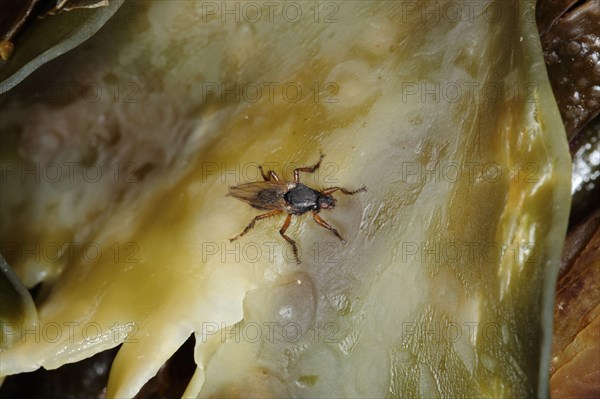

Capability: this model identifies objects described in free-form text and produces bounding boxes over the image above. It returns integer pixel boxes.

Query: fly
[228,154,366,264]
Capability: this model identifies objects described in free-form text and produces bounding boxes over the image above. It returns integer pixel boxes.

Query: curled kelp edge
[0,255,38,349]
[0,0,124,95]
[520,0,572,395]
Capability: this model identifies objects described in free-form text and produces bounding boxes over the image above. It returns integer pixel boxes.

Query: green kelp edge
[0,255,38,349]
[0,0,124,95]
[519,1,572,397]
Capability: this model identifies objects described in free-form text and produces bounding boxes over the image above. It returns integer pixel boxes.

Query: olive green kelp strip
[0,1,570,397]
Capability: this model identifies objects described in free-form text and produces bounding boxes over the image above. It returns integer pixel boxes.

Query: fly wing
[228,181,290,210]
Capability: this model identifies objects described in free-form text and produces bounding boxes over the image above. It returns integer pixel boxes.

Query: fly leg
[321,186,367,195]
[280,214,301,264]
[294,154,324,182]
[312,211,347,246]
[230,210,282,242]
[258,165,280,182]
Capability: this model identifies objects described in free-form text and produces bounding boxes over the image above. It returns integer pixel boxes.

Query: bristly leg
[230,210,282,242]
[258,165,280,182]
[294,154,325,182]
[312,211,348,245]
[321,186,367,195]
[280,213,301,264]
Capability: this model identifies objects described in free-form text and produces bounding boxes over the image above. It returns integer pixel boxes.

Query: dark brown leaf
[560,208,600,279]
[537,0,584,35]
[0,0,39,60]
[551,214,600,397]
[568,117,600,227]
[45,0,109,16]
[538,0,600,139]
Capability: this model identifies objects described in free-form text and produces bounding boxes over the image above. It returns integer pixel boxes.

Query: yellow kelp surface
[0,1,570,397]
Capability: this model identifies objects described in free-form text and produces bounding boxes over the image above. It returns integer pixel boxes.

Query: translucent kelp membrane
[0,1,571,397]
